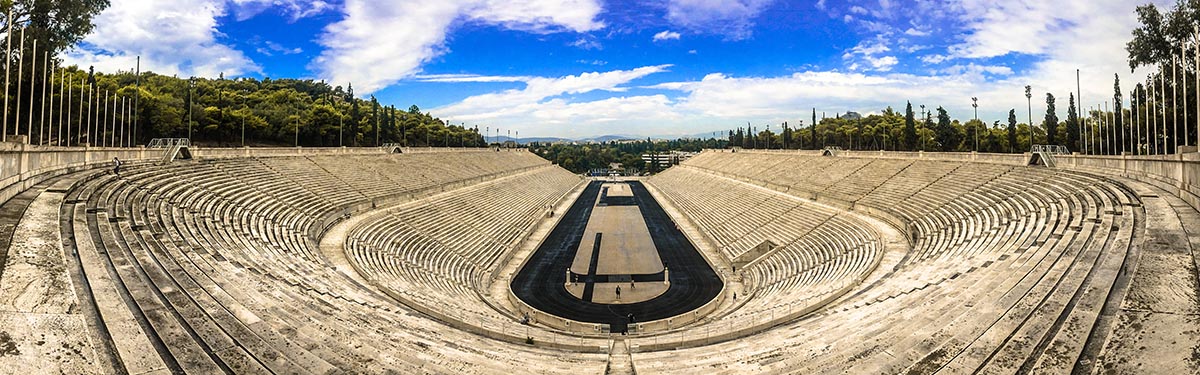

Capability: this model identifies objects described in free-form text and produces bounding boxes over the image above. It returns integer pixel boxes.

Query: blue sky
[65,0,1167,138]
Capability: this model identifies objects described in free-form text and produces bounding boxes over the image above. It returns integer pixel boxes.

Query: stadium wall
[0,142,504,207]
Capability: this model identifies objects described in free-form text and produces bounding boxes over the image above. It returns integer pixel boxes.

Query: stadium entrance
[511,180,721,333]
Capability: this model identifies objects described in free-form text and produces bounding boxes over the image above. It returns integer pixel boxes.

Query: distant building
[642,151,699,168]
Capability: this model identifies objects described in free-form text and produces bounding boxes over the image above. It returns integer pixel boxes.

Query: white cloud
[63,0,259,77]
[665,0,775,40]
[433,65,674,133]
[315,0,604,94]
[653,30,682,42]
[903,27,929,36]
[229,0,333,21]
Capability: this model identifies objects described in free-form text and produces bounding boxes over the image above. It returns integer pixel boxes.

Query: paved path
[0,176,105,374]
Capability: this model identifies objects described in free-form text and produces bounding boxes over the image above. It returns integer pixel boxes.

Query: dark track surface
[511,181,721,333]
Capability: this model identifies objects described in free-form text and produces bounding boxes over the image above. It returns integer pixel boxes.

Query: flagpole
[1171,54,1180,152]
[134,56,139,146]
[1132,90,1138,154]
[4,11,12,142]
[58,68,64,146]
[1161,68,1168,154]
[15,27,24,139]
[25,37,34,142]
[47,64,53,146]
[77,78,83,144]
[1183,48,1189,147]
[39,51,46,145]
[1109,100,1116,154]
[1080,69,1089,153]
[121,97,126,147]
[110,92,116,147]
[65,74,71,146]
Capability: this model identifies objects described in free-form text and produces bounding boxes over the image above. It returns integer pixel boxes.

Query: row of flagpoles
[1,12,140,147]
[1080,25,1200,156]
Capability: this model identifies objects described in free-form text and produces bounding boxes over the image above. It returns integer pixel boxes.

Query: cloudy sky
[64,0,1171,138]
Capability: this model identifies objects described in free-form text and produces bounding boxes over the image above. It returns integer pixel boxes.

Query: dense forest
[8,67,484,147]
[528,138,726,174]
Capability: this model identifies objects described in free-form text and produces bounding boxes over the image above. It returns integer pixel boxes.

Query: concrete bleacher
[55,150,608,373]
[1,146,1196,373]
[630,150,1168,374]
[346,167,582,325]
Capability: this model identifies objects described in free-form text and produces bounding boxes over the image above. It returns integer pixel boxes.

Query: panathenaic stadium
[0,144,1197,374]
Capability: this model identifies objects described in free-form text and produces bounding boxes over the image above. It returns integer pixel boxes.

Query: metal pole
[1091,105,1097,154]
[100,90,106,147]
[1184,48,1189,147]
[972,97,978,151]
[1077,69,1083,154]
[4,13,13,142]
[187,78,193,140]
[57,69,63,146]
[1108,100,1115,155]
[121,97,127,147]
[85,77,91,145]
[65,74,71,146]
[1133,90,1139,155]
[1101,102,1108,155]
[111,92,117,146]
[1026,85,1034,148]
[39,51,46,145]
[1195,26,1200,151]
[77,78,83,144]
[1171,53,1180,152]
[15,28,24,138]
[25,38,34,142]
[241,90,246,147]
[134,56,139,146]
[1162,69,1168,154]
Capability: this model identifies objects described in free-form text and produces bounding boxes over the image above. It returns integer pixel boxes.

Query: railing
[148,138,190,149]
[1030,144,1069,155]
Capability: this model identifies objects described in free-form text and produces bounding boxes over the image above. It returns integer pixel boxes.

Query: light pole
[919,104,926,151]
[972,97,979,151]
[1025,85,1033,149]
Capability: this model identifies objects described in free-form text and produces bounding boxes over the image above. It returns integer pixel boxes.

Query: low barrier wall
[0,142,505,205]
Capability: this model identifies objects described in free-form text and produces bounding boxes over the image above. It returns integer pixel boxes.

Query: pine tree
[1113,74,1124,153]
[1045,93,1059,145]
[934,107,958,151]
[811,108,817,149]
[904,102,917,151]
[1067,93,1080,151]
[1008,109,1018,152]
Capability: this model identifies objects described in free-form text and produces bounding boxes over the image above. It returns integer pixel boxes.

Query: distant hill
[491,132,725,144]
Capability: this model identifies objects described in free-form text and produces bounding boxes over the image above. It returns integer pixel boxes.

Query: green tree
[933,106,959,151]
[904,101,917,151]
[1126,2,1197,71]
[1112,74,1123,153]
[1007,109,1018,153]
[1067,93,1080,151]
[1044,93,1059,145]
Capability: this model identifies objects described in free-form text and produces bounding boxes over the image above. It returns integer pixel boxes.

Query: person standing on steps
[113,157,122,176]
[615,286,621,300]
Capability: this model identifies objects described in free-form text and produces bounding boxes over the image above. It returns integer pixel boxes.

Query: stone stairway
[606,339,634,375]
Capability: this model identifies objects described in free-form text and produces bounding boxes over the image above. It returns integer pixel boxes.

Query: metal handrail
[148,138,191,149]
[1030,144,1069,155]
